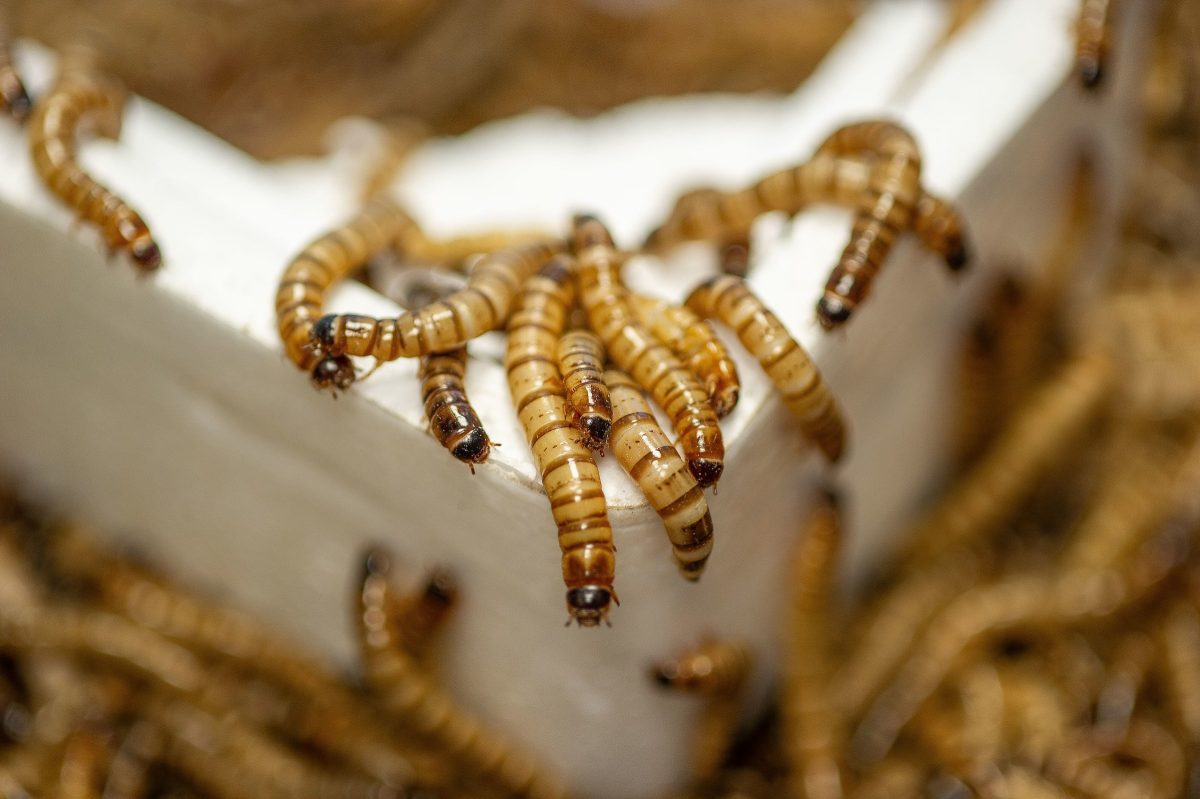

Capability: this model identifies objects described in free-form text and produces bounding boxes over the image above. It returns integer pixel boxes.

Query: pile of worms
[0,1,1195,797]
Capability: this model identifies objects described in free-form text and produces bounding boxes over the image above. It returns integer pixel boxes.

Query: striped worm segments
[628,294,740,418]
[605,369,714,580]
[275,198,419,389]
[782,490,845,799]
[648,155,967,269]
[312,239,562,362]
[557,330,613,450]
[652,640,750,783]
[0,15,30,123]
[812,121,924,329]
[572,215,726,487]
[28,68,163,273]
[506,256,617,626]
[1077,0,1115,89]
[686,275,845,463]
[901,352,1115,564]
[419,347,492,471]
[358,548,569,799]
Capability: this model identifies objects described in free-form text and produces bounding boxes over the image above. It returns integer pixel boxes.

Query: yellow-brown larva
[572,215,726,487]
[781,489,845,799]
[812,121,924,329]
[506,255,617,626]
[275,198,420,391]
[901,352,1115,564]
[646,155,969,274]
[1077,0,1115,89]
[312,239,562,363]
[685,275,845,463]
[557,330,613,449]
[28,68,163,273]
[358,548,568,799]
[391,566,458,659]
[419,347,492,471]
[0,16,31,124]
[605,369,714,580]
[1159,602,1200,747]
[628,294,741,418]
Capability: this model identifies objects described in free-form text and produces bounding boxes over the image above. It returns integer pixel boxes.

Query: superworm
[811,121,924,329]
[628,294,741,417]
[419,347,492,471]
[28,68,162,272]
[357,548,568,799]
[651,640,750,783]
[311,239,562,363]
[0,13,30,124]
[1077,0,1115,89]
[391,566,458,660]
[685,275,845,463]
[646,155,968,273]
[275,198,419,389]
[506,256,617,626]
[605,369,714,580]
[572,215,726,487]
[901,352,1115,563]
[556,330,613,450]
[781,489,845,799]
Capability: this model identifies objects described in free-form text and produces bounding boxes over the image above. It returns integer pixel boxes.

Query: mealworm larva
[646,156,969,272]
[573,215,726,487]
[419,347,491,471]
[312,239,562,363]
[901,352,1115,564]
[628,294,741,418]
[812,121,923,329]
[685,275,845,463]
[720,236,752,278]
[0,16,30,124]
[358,548,568,799]
[28,68,162,273]
[1077,0,1115,89]
[782,489,845,799]
[1159,602,1200,747]
[556,330,613,449]
[506,256,617,626]
[57,729,109,799]
[391,566,458,659]
[605,369,714,580]
[651,640,750,784]
[1048,720,1184,799]
[274,198,419,388]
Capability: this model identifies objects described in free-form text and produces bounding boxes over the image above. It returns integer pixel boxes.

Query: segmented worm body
[419,347,491,470]
[782,490,845,799]
[312,240,561,362]
[0,18,30,123]
[605,369,714,580]
[813,121,923,328]
[29,69,162,272]
[275,198,419,390]
[506,257,617,626]
[556,330,613,450]
[686,275,845,462]
[572,215,725,487]
[652,640,750,783]
[357,549,568,799]
[646,155,968,273]
[1077,0,1115,89]
[629,294,740,417]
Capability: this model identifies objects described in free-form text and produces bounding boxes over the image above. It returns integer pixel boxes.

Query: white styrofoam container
[0,1,1153,796]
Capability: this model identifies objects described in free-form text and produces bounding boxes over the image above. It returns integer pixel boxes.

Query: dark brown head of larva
[570,213,616,252]
[566,585,614,628]
[0,75,33,125]
[450,428,491,466]
[816,295,853,331]
[310,355,356,393]
[580,414,612,451]
[110,209,162,272]
[423,567,459,608]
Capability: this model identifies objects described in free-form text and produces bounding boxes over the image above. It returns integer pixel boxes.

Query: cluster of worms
[274,118,969,626]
